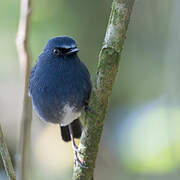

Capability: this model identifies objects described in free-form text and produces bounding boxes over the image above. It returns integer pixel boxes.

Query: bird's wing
[79,61,92,101]
[28,63,37,97]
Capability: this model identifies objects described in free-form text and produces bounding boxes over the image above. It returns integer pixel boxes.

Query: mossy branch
[0,124,16,180]
[72,0,135,179]
[16,0,32,179]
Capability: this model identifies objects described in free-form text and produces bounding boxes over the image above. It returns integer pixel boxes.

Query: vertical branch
[0,124,16,180]
[73,0,135,179]
[16,0,32,180]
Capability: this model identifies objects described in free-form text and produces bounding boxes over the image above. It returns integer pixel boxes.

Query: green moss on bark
[73,0,135,179]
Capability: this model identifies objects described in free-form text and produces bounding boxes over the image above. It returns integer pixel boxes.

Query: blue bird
[29,36,92,167]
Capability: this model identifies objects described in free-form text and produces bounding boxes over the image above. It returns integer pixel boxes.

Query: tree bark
[72,0,135,179]
[0,124,16,180]
[16,0,32,180]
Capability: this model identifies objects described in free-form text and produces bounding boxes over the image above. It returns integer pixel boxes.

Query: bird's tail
[60,119,82,142]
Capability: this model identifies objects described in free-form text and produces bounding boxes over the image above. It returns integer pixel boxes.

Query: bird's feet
[72,140,79,153]
[69,124,87,168]
[74,151,87,169]
[72,139,87,168]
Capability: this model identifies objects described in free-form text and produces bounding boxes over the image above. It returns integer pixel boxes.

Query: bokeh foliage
[0,0,180,180]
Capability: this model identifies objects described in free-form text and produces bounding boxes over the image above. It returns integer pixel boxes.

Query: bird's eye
[53,48,61,56]
[60,48,70,54]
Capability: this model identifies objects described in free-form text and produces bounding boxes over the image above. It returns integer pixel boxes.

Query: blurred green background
[0,0,180,179]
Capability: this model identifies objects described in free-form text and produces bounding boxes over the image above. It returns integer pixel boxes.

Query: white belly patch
[60,104,81,126]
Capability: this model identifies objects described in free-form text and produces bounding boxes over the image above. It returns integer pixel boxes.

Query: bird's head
[43,36,79,58]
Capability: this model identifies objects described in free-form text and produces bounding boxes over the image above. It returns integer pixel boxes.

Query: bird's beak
[67,47,79,55]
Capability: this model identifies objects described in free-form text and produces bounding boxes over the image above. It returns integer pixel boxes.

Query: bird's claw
[74,151,88,169]
[72,142,80,153]
[69,124,87,168]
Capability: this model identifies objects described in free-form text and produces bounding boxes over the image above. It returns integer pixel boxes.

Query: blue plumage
[29,36,91,142]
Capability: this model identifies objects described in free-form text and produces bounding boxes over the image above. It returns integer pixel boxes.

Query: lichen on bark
[72,0,135,180]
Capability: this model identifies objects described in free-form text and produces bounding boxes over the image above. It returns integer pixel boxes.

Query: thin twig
[0,124,16,180]
[16,0,32,179]
[73,0,135,179]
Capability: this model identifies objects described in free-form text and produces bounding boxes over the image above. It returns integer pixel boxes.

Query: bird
[28,36,92,167]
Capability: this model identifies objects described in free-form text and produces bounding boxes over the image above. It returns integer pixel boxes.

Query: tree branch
[16,0,32,179]
[0,124,16,180]
[73,0,135,179]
